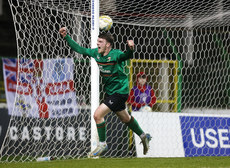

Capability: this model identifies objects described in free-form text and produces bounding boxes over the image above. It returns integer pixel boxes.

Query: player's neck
[102,48,112,56]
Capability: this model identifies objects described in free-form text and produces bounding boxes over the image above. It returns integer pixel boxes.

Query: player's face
[138,77,147,86]
[97,38,108,54]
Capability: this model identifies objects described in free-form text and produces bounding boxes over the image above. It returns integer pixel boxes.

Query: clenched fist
[127,40,134,50]
[59,27,67,38]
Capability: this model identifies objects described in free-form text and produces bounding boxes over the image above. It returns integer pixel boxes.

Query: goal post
[90,0,100,153]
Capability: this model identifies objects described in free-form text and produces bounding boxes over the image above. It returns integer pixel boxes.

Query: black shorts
[103,93,129,112]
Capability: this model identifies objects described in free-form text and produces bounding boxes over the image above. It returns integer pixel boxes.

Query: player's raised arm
[59,27,95,57]
[117,40,135,62]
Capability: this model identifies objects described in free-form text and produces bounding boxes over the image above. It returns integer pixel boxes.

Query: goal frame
[90,0,100,152]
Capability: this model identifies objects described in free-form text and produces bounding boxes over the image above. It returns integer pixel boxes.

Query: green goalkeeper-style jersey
[64,35,133,95]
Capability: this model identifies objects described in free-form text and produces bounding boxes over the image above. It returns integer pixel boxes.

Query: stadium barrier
[133,112,230,157]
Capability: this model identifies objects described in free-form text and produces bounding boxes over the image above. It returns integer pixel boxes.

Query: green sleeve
[64,34,96,57]
[117,48,134,62]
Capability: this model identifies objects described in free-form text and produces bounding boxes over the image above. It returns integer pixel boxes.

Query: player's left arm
[117,40,134,62]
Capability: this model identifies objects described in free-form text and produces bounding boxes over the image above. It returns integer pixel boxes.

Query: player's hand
[127,40,134,50]
[59,27,67,38]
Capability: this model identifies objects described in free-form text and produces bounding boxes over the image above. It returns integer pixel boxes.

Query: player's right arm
[59,27,95,56]
[116,40,134,62]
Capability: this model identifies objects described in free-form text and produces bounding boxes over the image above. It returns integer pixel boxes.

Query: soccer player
[59,27,152,157]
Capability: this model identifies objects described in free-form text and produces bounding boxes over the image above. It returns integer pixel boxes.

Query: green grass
[1,157,230,168]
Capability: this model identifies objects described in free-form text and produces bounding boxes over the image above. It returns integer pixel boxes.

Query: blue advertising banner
[180,116,230,157]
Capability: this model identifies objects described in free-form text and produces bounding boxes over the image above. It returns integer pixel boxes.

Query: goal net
[1,0,230,162]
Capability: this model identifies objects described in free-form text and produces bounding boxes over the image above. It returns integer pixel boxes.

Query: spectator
[127,71,156,111]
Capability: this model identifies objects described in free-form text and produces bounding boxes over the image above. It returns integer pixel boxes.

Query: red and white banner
[3,58,78,118]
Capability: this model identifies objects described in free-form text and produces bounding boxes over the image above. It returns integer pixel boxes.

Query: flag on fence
[2,58,78,118]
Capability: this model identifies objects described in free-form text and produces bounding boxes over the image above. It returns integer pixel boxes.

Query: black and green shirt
[64,35,133,95]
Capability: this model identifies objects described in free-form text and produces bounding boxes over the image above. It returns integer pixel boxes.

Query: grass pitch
[1,157,230,168]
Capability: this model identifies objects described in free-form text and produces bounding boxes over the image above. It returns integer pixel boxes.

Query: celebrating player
[59,27,152,157]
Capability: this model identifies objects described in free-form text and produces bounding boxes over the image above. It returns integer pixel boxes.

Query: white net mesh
[1,0,92,162]
[1,0,230,162]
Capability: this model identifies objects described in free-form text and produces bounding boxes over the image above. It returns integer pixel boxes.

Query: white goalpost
[90,0,100,154]
[1,0,230,162]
